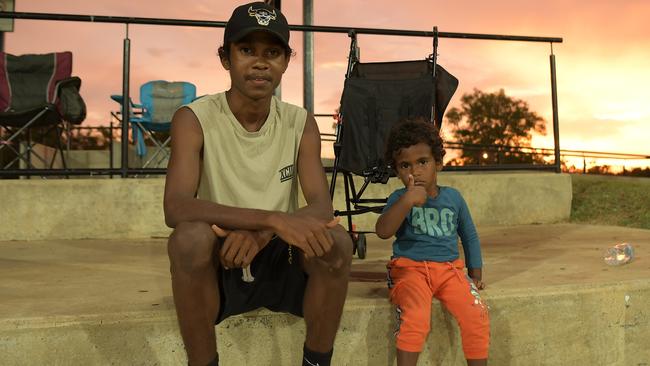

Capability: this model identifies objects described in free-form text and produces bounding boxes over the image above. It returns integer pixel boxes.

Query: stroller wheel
[355,233,367,259]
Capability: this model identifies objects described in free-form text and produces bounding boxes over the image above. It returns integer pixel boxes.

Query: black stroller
[329,29,459,258]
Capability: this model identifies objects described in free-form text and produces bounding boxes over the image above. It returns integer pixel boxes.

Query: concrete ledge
[0,172,571,241]
[0,179,168,241]
[1,282,647,365]
[334,172,572,231]
[1,224,648,365]
[19,143,168,170]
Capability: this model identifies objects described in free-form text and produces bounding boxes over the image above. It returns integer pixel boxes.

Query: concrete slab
[1,224,649,365]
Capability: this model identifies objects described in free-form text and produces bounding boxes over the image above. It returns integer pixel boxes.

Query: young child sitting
[376,118,490,366]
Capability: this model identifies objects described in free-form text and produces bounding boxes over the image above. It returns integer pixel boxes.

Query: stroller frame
[329,29,442,259]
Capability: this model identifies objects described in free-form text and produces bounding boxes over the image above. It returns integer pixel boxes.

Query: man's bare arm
[295,113,334,221]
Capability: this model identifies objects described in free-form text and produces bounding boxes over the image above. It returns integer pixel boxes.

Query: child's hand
[406,174,427,207]
[468,268,485,290]
[472,279,485,290]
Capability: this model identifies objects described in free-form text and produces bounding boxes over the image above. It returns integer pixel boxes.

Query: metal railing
[0,10,563,177]
[3,123,647,176]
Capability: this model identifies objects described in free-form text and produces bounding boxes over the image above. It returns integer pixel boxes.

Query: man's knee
[333,224,353,260]
[168,221,217,273]
[310,225,353,275]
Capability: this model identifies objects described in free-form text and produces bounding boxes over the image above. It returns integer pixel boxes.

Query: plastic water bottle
[603,243,634,266]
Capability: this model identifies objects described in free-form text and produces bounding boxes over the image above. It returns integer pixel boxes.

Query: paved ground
[1,223,649,321]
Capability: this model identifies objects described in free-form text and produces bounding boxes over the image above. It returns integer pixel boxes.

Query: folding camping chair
[0,51,86,171]
[111,80,196,168]
[330,30,459,258]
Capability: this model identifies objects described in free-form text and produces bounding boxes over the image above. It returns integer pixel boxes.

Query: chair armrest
[56,76,81,91]
[110,94,139,108]
[110,94,146,123]
[56,76,86,124]
[110,94,125,105]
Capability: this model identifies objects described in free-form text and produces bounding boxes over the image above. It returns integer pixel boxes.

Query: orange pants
[387,257,490,359]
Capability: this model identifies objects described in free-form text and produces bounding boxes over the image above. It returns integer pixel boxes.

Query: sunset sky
[5,0,650,168]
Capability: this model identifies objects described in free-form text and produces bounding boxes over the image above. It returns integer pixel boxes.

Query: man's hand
[269,214,339,258]
[405,174,427,207]
[468,268,485,290]
[211,225,271,269]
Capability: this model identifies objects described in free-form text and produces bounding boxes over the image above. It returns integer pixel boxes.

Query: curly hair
[384,117,446,168]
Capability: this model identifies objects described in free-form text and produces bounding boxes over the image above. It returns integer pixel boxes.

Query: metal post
[303,0,314,113]
[64,123,70,149]
[273,0,282,100]
[550,44,561,173]
[329,31,358,199]
[121,24,130,178]
[109,122,114,176]
[432,26,438,124]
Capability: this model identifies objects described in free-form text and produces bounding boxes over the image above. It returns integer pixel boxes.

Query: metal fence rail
[0,11,563,177]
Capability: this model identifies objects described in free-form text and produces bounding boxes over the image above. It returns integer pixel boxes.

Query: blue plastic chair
[111,80,196,167]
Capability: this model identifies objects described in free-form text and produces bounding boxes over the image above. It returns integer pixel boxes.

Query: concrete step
[1,224,649,365]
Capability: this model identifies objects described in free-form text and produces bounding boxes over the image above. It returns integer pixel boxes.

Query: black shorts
[216,237,308,323]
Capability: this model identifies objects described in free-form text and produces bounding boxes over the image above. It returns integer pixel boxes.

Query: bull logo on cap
[248,6,277,26]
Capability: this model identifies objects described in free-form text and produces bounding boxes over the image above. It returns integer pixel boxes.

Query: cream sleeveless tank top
[187,92,307,213]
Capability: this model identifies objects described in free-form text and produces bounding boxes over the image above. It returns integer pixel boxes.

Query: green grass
[571,174,650,229]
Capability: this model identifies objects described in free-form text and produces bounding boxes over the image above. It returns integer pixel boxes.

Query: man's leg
[301,225,353,353]
[168,221,221,366]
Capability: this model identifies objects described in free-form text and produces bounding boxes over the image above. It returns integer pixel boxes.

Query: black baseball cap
[224,2,290,48]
